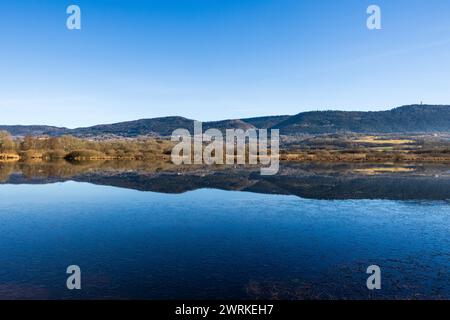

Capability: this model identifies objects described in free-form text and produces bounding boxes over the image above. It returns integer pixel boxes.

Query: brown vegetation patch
[352,136,415,145]
[0,153,20,161]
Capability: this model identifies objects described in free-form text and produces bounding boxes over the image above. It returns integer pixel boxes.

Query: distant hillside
[274,105,450,135]
[0,115,290,137]
[0,125,66,136]
[69,116,195,138]
[1,105,450,137]
[242,115,291,129]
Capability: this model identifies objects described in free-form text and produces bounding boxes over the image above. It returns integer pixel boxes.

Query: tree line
[0,131,173,161]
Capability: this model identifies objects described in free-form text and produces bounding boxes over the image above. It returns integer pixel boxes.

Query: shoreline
[3,155,450,164]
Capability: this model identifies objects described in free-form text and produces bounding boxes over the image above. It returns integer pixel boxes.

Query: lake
[0,162,449,299]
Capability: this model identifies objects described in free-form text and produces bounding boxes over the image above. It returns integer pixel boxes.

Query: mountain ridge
[1,104,450,137]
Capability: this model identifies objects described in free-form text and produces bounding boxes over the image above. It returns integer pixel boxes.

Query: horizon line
[1,103,449,129]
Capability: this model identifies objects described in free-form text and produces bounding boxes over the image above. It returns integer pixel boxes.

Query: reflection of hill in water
[2,161,450,201]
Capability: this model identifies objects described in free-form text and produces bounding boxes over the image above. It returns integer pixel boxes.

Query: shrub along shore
[3,131,450,164]
[0,131,173,161]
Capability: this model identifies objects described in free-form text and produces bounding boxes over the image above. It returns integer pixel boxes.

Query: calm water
[0,181,449,299]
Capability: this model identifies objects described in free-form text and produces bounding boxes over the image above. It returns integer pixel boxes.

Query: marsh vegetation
[0,131,173,161]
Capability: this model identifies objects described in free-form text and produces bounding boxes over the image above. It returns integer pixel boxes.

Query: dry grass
[353,136,415,145]
[353,167,415,175]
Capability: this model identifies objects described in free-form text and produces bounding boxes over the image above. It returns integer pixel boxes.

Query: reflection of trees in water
[2,162,450,200]
[0,163,15,182]
[19,160,107,179]
[0,159,180,181]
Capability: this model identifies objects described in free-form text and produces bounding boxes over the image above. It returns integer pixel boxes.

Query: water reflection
[0,184,448,299]
[2,160,450,200]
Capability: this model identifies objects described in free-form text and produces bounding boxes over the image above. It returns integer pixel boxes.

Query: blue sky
[1,0,450,127]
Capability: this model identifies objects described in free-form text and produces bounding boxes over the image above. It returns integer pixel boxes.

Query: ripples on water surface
[0,181,449,299]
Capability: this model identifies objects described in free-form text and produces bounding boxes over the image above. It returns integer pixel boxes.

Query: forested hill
[273,105,450,135]
[1,105,450,137]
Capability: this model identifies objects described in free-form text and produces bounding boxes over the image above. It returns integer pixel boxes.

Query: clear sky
[1,0,450,127]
